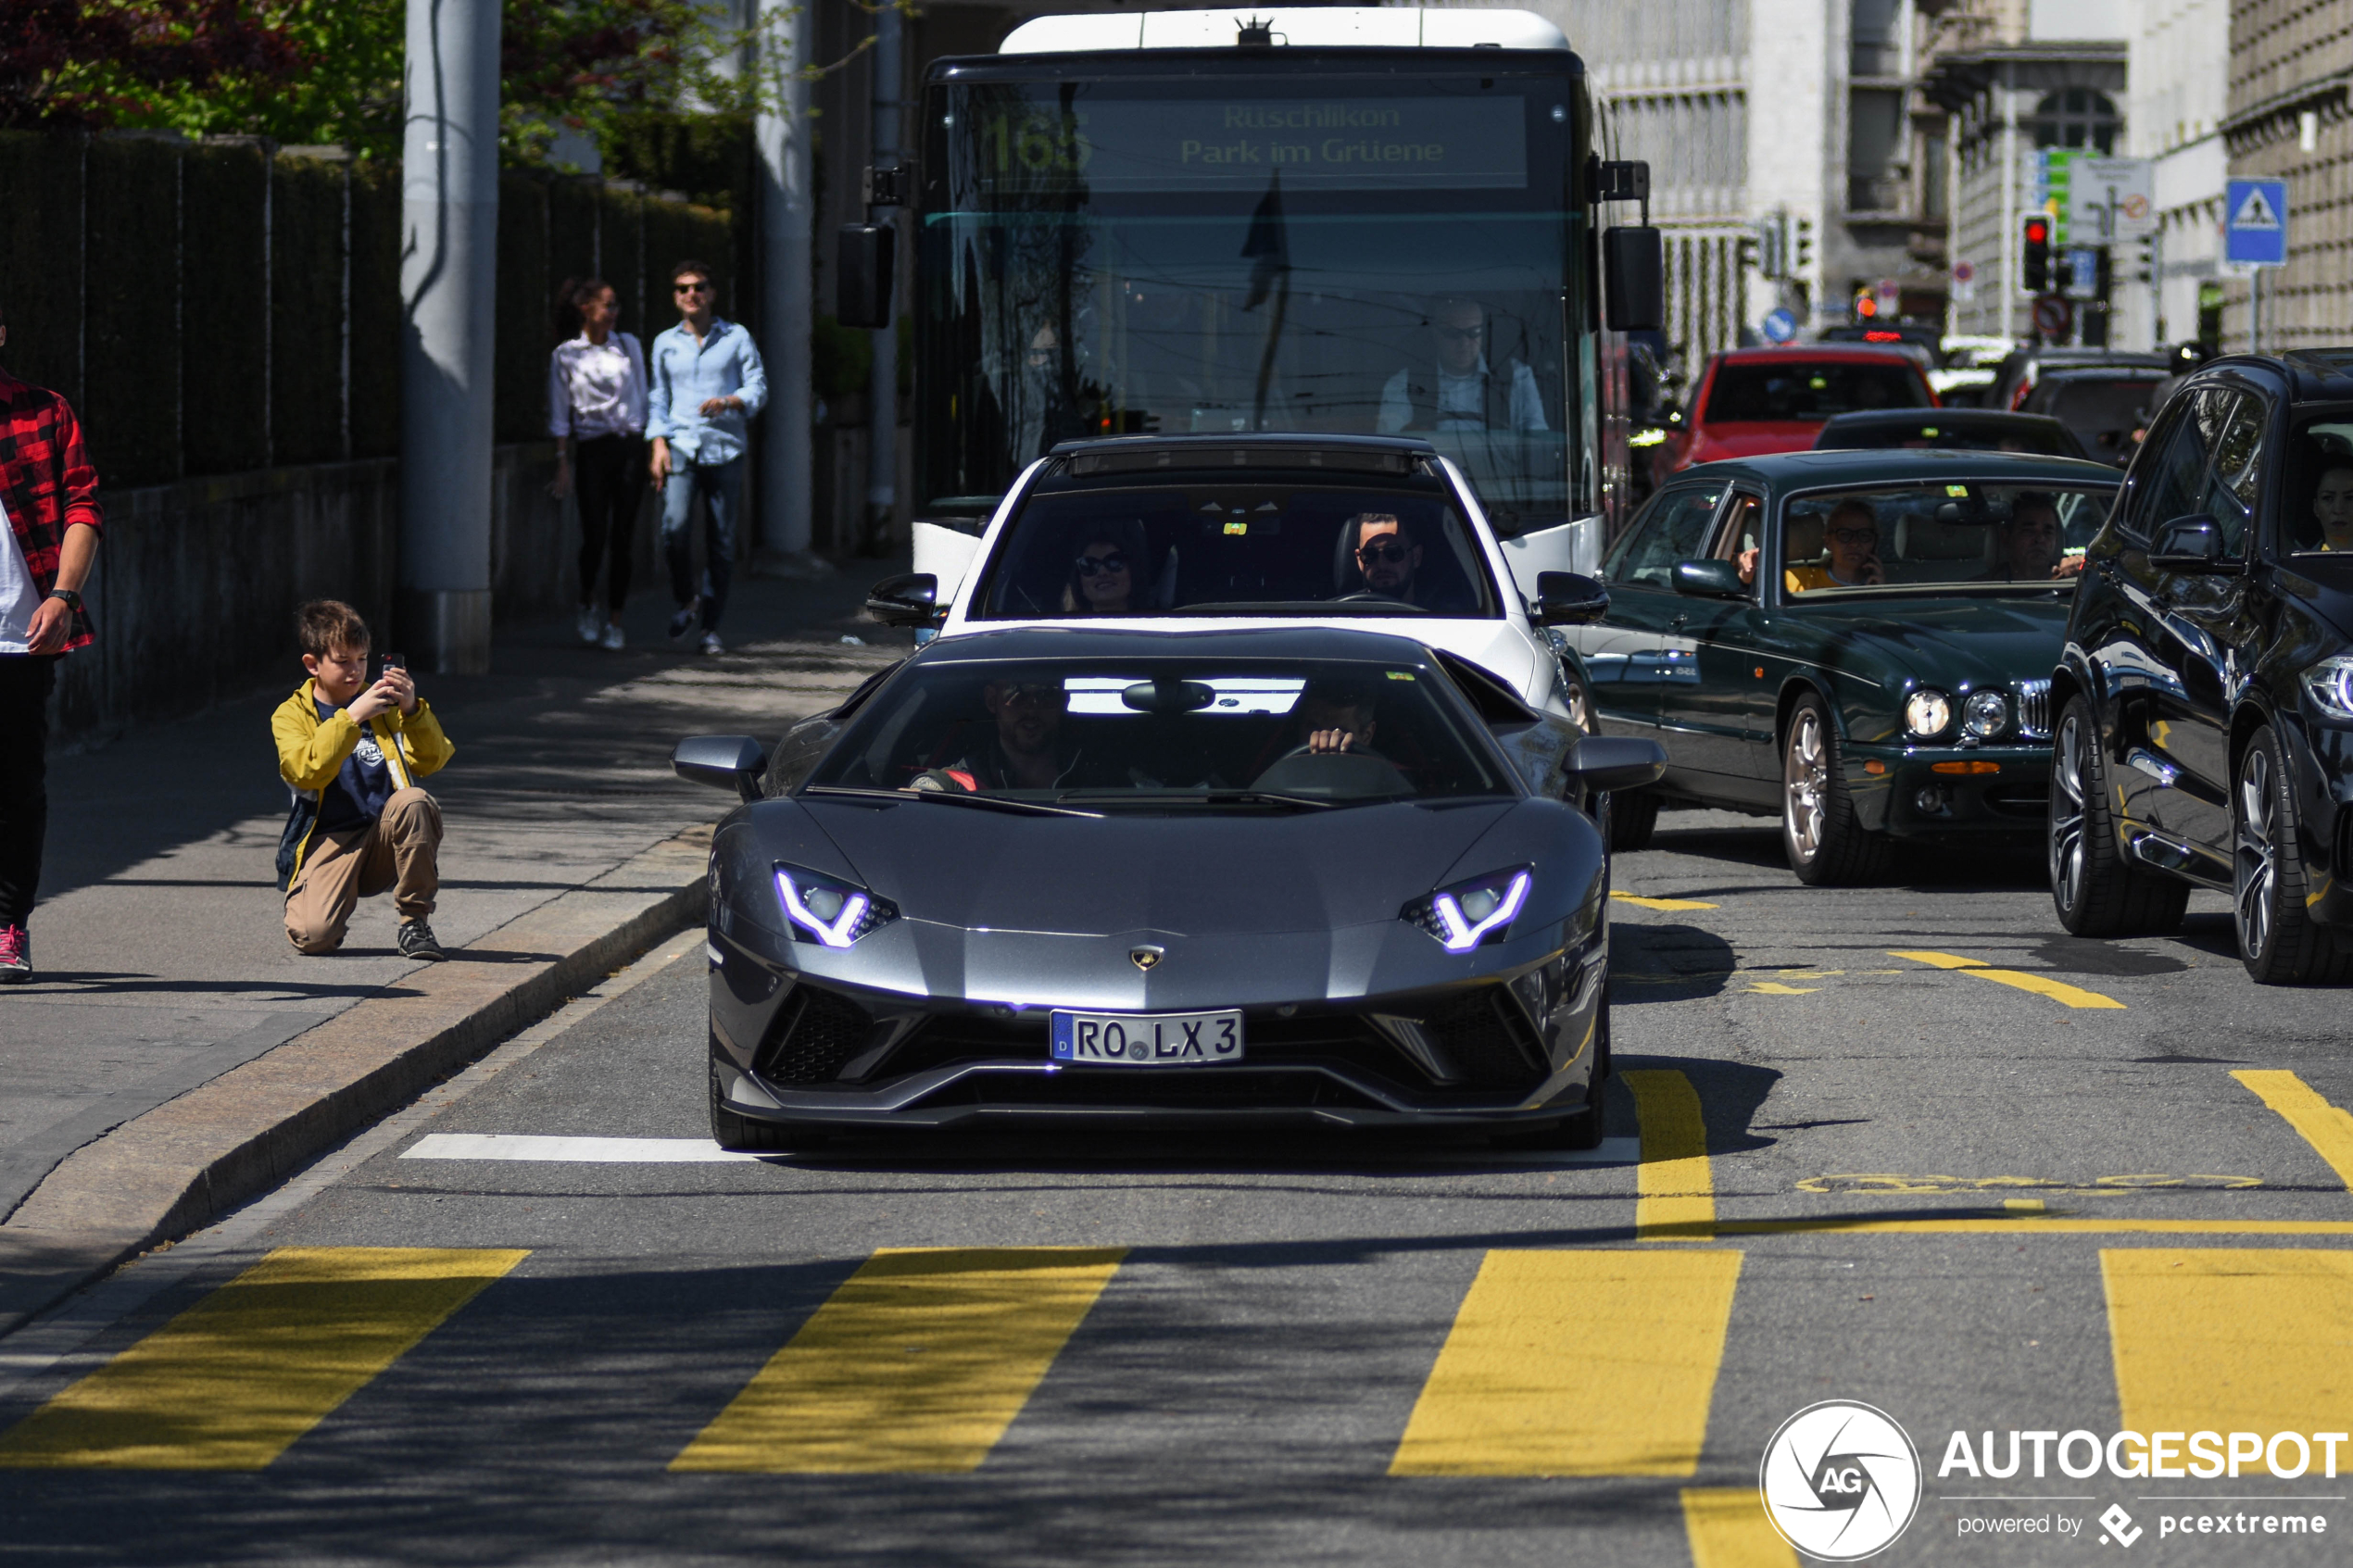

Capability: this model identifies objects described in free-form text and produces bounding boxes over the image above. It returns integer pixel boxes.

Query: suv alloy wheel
[2048,696,2187,935]
[2233,724,2353,984]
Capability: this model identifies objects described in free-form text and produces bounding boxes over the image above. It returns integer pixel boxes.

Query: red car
[1667,345,1938,472]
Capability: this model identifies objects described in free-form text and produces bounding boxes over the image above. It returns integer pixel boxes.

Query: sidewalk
[0,562,911,1247]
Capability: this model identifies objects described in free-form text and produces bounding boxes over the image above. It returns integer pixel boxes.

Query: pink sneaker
[0,924,29,984]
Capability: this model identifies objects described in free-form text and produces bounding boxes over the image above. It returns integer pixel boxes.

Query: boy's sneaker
[397,919,447,962]
[575,607,601,644]
[599,622,625,651]
[667,598,701,643]
[0,924,29,984]
[698,632,725,657]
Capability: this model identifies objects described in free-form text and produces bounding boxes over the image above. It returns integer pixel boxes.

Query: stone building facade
[2222,0,2353,350]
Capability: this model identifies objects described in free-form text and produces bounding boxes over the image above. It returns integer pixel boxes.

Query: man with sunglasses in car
[648,259,767,657]
[910,679,1090,794]
[1376,296,1548,435]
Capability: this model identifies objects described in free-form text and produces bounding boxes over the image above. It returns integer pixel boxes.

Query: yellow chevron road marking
[0,1247,526,1470]
[1390,1249,1742,1476]
[2232,1070,2353,1188]
[2104,1249,2353,1439]
[1683,1486,1801,1568]
[1628,1068,1715,1241]
[671,1247,1126,1473]
[1889,950,2124,1009]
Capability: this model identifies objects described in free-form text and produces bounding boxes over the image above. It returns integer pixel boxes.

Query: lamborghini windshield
[805,657,1511,807]
[972,454,1502,619]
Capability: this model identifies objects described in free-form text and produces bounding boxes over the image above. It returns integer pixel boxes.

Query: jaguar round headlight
[1904,688,1953,739]
[1962,689,2008,739]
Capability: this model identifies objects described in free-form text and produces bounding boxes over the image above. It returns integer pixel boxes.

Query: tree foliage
[0,0,302,128]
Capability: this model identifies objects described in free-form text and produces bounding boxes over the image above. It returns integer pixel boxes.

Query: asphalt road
[3,808,2350,1567]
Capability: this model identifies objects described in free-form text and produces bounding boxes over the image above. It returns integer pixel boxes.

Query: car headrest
[1894,513,1994,562]
[1783,515,1828,563]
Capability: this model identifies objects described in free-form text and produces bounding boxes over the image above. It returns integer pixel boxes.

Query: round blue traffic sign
[1763,308,1798,344]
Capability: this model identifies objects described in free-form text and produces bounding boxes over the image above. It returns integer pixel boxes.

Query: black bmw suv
[2049,352,2353,983]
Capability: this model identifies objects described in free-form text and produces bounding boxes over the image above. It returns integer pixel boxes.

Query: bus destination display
[972,96,1529,194]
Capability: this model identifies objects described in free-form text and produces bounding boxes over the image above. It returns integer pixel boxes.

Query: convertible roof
[1691,446,2123,489]
[905,624,1441,666]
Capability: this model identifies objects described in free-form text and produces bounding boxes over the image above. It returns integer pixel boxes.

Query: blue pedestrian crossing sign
[2225,179,2289,267]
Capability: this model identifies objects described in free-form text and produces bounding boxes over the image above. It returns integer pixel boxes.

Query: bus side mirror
[837,223,896,329]
[1604,226,1665,332]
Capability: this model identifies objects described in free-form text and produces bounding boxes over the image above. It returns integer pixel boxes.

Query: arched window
[2030,88,2120,153]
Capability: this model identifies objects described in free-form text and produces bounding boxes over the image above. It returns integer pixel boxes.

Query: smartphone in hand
[381,653,407,676]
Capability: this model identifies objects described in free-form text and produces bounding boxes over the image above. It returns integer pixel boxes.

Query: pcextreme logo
[1760,1400,1925,1562]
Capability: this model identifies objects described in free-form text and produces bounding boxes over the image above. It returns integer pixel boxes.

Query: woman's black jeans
[574,434,646,613]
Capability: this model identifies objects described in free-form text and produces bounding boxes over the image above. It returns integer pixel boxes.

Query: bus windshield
[917,70,1589,534]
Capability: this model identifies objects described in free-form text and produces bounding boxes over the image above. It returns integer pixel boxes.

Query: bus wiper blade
[802,784,1102,818]
[1057,789,1339,811]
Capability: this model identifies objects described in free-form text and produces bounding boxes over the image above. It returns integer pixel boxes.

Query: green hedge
[547,176,600,301]
[86,137,183,487]
[271,154,346,466]
[495,172,549,444]
[0,132,85,404]
[598,187,647,341]
[347,157,403,459]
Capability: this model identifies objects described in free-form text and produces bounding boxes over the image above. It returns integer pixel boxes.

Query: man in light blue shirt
[648,259,767,655]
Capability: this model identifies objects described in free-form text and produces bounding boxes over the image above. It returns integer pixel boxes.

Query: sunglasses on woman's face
[1827,526,1880,546]
[1357,539,1411,564]
[1074,552,1130,576]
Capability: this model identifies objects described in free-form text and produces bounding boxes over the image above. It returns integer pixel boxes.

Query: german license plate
[1050,1010,1244,1066]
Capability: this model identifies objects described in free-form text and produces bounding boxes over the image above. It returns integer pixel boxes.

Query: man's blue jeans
[660,457,742,633]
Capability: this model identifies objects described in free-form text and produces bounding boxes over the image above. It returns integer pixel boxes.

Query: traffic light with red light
[2022,216,2052,293]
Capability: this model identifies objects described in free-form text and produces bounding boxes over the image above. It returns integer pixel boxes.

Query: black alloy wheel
[2048,696,2188,936]
[2233,725,2353,985]
[1780,692,1888,885]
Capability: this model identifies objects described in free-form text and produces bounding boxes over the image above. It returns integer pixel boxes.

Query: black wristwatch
[47,588,81,613]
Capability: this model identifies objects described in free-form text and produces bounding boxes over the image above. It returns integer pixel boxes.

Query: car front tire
[1610,789,1660,851]
[1781,693,1887,885]
[2233,724,2353,985]
[710,1058,804,1152]
[2048,696,2188,936]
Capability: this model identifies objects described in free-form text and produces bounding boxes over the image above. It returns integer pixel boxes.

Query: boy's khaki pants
[285,787,442,954]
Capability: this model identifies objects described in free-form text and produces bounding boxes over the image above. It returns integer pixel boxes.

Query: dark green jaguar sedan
[1565,449,2121,882]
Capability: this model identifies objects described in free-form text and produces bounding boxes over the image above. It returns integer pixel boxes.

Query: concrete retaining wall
[49,440,656,742]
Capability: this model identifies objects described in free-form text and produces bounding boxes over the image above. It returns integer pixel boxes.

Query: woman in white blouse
[547,279,648,650]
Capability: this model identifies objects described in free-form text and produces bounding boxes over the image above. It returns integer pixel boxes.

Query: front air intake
[754,985,875,1085]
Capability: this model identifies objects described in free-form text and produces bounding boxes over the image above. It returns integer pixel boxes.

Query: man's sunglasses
[1356,539,1412,564]
[1074,552,1129,576]
[999,684,1068,708]
[673,281,711,295]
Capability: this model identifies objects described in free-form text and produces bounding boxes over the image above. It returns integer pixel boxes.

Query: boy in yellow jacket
[271,600,455,960]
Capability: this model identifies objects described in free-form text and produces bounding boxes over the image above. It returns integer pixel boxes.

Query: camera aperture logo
[1761,1400,1924,1561]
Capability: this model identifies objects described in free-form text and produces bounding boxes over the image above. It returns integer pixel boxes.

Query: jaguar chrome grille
[2015,679,2052,741]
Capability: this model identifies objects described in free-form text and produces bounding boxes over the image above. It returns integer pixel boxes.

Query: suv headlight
[1905,688,1954,739]
[1403,868,1532,953]
[2304,656,2353,721]
[1962,690,2008,739]
[774,864,898,947]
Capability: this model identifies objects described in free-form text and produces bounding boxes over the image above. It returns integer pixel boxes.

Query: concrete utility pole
[398,0,501,674]
[755,0,815,565]
[866,3,903,557]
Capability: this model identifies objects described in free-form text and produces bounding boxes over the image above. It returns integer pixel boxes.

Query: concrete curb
[0,824,712,1336]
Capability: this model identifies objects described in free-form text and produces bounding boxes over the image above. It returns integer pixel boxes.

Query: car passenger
[910,679,1086,792]
[1737,499,1885,591]
[1987,492,2084,581]
[1063,521,1150,614]
[2312,463,2353,551]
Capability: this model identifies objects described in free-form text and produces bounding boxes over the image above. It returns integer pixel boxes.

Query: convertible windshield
[805,658,1510,806]
[973,466,1500,619]
[1776,481,2115,595]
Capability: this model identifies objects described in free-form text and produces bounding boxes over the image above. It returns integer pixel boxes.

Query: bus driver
[1377,297,1547,435]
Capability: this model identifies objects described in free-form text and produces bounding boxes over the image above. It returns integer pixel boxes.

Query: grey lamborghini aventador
[671,625,1661,1149]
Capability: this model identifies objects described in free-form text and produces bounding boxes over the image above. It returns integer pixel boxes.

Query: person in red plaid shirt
[0,300,105,983]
